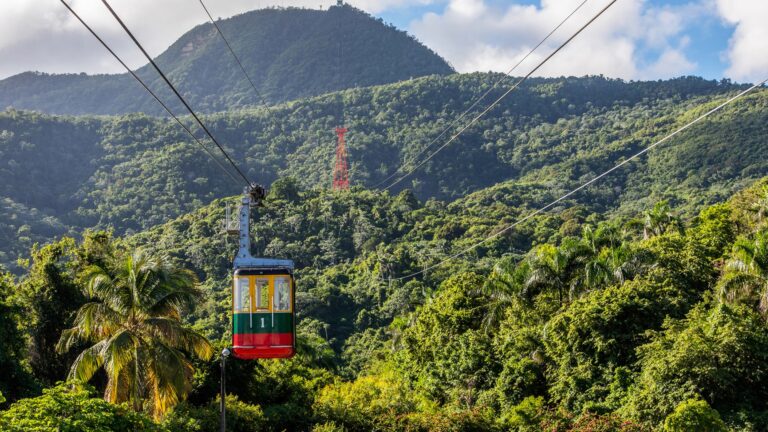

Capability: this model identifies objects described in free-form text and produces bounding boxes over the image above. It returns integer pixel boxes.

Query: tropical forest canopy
[4,171,768,430]
[0,11,767,428]
[0,74,766,274]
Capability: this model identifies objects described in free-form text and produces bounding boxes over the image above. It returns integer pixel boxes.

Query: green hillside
[0,4,453,115]
[3,5,768,428]
[4,173,768,430]
[0,75,765,272]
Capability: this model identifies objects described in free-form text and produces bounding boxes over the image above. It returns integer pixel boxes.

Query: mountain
[0,75,766,272]
[0,4,453,116]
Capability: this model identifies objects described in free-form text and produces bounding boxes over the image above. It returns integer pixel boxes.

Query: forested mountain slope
[126,176,768,430]
[1,75,766,272]
[5,175,768,430]
[0,4,452,115]
[122,178,609,346]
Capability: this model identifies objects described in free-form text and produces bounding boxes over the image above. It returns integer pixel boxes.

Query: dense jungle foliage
[3,174,768,431]
[0,4,452,116]
[0,76,766,272]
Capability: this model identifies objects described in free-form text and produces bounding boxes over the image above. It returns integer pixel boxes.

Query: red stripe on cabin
[233,332,293,346]
[232,346,295,359]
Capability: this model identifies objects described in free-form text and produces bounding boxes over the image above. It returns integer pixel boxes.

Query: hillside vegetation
[3,174,768,430]
[0,5,452,116]
[0,75,766,273]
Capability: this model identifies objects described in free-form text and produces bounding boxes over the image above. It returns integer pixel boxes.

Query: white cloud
[409,0,702,79]
[642,47,697,78]
[0,0,432,79]
[716,0,768,83]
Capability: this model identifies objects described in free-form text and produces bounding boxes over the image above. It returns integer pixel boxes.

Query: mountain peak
[0,6,453,116]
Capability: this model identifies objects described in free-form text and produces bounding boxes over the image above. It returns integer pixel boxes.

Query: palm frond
[67,339,107,383]
[144,317,213,360]
[145,342,194,419]
[102,329,139,384]
[63,248,211,417]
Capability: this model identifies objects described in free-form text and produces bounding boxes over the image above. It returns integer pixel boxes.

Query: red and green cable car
[231,186,295,359]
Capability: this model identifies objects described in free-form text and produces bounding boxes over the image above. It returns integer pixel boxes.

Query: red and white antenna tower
[332,126,350,190]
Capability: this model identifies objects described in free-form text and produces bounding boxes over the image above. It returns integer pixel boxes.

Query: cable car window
[274,278,290,311]
[256,279,269,309]
[235,278,250,312]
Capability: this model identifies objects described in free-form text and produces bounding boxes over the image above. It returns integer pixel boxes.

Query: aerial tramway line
[61,0,765,363]
[55,2,768,431]
[63,0,298,362]
[61,0,617,363]
[227,186,296,359]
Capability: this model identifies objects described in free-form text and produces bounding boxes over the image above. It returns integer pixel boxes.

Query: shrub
[663,399,727,432]
[163,395,265,432]
[0,382,162,432]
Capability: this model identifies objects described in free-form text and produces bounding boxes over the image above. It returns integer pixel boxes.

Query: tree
[663,399,727,432]
[269,177,302,202]
[0,383,162,432]
[524,239,590,304]
[749,185,768,223]
[719,229,768,315]
[397,273,494,406]
[313,370,421,431]
[624,303,768,427]
[543,276,694,412]
[57,249,213,419]
[15,238,83,385]
[481,256,527,330]
[597,243,652,287]
[163,396,266,432]
[642,201,684,240]
[581,222,625,253]
[0,272,37,402]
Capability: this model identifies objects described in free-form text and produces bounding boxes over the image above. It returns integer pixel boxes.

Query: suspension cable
[386,78,768,281]
[60,0,243,187]
[372,0,589,189]
[196,0,271,108]
[383,0,619,191]
[100,0,253,188]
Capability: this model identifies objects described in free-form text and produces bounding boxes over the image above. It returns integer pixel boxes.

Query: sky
[0,0,765,83]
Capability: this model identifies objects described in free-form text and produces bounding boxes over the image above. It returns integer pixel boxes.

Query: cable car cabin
[230,186,296,360]
[232,266,295,359]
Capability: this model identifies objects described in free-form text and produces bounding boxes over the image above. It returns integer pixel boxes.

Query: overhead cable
[383,0,619,191]
[100,0,253,187]
[372,0,589,189]
[387,78,768,281]
[196,0,271,108]
[60,0,243,187]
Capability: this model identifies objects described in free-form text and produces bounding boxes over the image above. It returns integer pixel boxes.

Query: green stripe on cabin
[233,312,293,334]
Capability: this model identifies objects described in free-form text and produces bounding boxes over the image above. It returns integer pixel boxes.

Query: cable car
[231,186,295,359]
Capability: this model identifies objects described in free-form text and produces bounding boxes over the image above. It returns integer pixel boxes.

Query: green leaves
[719,229,768,313]
[57,249,212,419]
[543,276,694,412]
[625,303,768,428]
[663,399,727,432]
[0,383,162,432]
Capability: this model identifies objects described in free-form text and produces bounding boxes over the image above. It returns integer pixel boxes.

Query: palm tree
[750,185,768,223]
[598,243,654,285]
[642,201,684,239]
[524,239,591,304]
[719,229,768,315]
[582,222,623,252]
[481,257,527,330]
[57,250,213,419]
[580,224,621,289]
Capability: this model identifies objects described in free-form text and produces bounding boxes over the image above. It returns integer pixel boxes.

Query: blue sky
[0,0,764,82]
[375,0,748,81]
